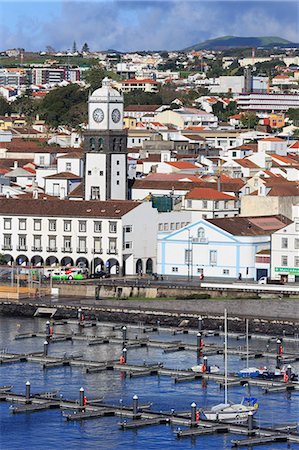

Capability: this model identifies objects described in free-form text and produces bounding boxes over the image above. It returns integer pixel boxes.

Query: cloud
[0,1,298,51]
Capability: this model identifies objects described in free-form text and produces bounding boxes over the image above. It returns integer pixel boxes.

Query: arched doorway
[106,258,119,275]
[31,255,44,266]
[91,258,104,274]
[146,258,153,275]
[16,254,29,266]
[136,258,143,275]
[3,254,13,266]
[76,257,89,269]
[45,256,59,266]
[61,257,74,267]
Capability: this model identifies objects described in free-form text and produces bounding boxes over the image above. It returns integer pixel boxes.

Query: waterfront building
[0,197,157,275]
[157,215,291,280]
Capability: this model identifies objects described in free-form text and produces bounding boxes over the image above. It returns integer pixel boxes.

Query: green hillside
[183,36,294,51]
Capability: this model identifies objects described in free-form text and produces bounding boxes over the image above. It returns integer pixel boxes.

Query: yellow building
[269,113,285,129]
[123,116,137,129]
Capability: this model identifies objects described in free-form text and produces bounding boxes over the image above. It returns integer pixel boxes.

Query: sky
[0,0,298,52]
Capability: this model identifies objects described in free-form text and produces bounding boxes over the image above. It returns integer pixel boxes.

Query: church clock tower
[83,77,128,201]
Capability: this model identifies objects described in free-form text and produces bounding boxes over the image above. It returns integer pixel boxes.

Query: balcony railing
[46,246,57,252]
[62,247,72,253]
[77,248,87,254]
[32,246,42,251]
[2,245,12,251]
[17,245,27,251]
[107,249,118,255]
[92,248,103,254]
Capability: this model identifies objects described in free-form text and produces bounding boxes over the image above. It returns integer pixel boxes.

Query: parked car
[258,277,284,285]
[89,271,110,279]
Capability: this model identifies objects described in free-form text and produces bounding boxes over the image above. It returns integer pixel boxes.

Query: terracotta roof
[138,154,161,163]
[289,141,299,149]
[0,198,141,218]
[270,154,298,165]
[68,182,83,198]
[234,159,260,169]
[185,187,235,200]
[58,151,83,159]
[261,137,285,142]
[166,161,199,169]
[122,78,158,84]
[44,171,82,180]
[132,179,203,191]
[208,215,291,236]
[267,185,299,196]
[182,134,206,141]
[145,173,202,182]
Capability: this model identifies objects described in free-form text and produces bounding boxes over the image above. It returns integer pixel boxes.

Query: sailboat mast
[246,318,249,369]
[224,308,228,404]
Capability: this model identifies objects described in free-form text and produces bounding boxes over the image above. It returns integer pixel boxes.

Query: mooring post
[248,410,254,432]
[203,355,208,372]
[79,387,85,409]
[25,381,31,401]
[46,320,50,338]
[191,402,197,427]
[122,347,127,364]
[43,340,49,357]
[197,332,202,355]
[122,326,127,344]
[276,339,281,368]
[198,316,202,332]
[132,394,138,416]
[78,308,82,321]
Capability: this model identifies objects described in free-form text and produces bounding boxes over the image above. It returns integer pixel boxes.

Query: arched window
[90,137,96,151]
[98,138,104,150]
[113,138,117,151]
[197,227,205,239]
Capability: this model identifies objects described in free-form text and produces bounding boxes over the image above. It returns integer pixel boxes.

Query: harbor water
[0,316,299,450]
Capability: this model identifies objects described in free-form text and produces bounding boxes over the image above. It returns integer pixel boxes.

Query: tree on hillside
[287,108,299,123]
[82,42,90,52]
[0,96,12,115]
[123,90,163,107]
[83,67,120,92]
[12,95,38,120]
[39,84,87,128]
[240,112,258,129]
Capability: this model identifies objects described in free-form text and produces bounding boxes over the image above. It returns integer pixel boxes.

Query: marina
[0,313,299,449]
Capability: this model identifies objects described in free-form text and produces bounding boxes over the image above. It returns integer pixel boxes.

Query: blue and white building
[157,216,290,280]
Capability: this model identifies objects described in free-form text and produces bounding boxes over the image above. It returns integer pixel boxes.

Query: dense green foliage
[240,112,258,128]
[39,84,87,128]
[0,96,12,115]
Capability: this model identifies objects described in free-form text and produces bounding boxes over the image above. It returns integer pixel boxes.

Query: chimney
[13,161,18,169]
[33,189,38,199]
[6,191,10,198]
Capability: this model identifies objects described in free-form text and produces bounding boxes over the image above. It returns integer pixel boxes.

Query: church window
[116,181,120,185]
[197,227,205,239]
[88,170,91,175]
[116,160,120,165]
[90,137,96,151]
[98,138,104,150]
[100,171,103,176]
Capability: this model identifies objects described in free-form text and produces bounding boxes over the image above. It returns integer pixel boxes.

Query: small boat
[202,397,258,422]
[191,364,220,374]
[237,367,267,378]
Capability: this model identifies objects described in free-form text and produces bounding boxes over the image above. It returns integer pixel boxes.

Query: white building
[270,205,299,282]
[257,137,287,156]
[157,215,289,280]
[0,198,158,275]
[182,187,239,218]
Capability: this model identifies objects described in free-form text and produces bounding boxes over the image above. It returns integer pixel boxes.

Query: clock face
[93,108,104,123]
[111,108,121,123]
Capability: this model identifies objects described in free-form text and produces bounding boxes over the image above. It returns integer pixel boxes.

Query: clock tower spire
[83,78,128,201]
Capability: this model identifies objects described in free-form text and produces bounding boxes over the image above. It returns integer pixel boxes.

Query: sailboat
[202,309,259,422]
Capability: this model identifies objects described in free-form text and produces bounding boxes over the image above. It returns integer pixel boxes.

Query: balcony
[46,247,57,252]
[77,248,87,254]
[62,247,73,253]
[17,246,27,251]
[92,248,103,254]
[107,249,118,255]
[32,246,43,252]
[2,245,12,251]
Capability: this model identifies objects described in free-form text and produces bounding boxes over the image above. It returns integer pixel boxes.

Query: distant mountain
[183,36,297,51]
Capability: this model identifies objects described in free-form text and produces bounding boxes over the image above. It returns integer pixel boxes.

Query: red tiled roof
[44,171,81,180]
[166,161,199,169]
[122,78,158,84]
[261,137,285,142]
[0,198,141,218]
[185,187,235,200]
[208,215,291,236]
[234,159,260,169]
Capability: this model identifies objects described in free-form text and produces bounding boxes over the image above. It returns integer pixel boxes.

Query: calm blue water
[0,317,298,450]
